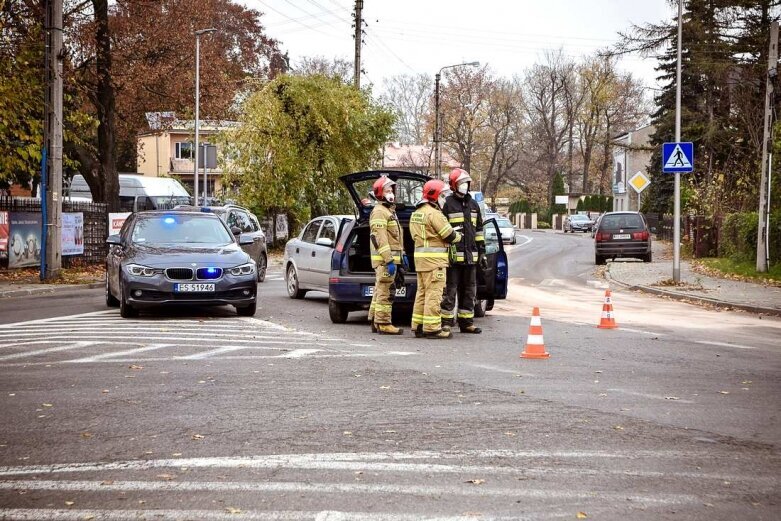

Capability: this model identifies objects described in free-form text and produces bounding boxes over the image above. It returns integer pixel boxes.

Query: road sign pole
[673,0,683,282]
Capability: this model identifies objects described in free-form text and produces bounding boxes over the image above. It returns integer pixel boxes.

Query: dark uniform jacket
[441,193,485,264]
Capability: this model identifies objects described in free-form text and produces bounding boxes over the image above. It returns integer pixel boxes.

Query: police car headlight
[228,262,255,276]
[126,264,156,277]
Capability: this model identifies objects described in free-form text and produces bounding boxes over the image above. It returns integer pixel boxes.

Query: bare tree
[293,56,353,84]
[379,74,433,145]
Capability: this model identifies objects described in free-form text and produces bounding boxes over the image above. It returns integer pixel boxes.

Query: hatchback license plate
[175,283,215,292]
[613,234,631,240]
[363,285,406,297]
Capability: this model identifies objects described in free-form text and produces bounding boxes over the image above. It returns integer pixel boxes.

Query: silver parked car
[284,215,354,298]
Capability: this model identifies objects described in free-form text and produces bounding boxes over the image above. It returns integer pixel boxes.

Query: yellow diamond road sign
[629,171,651,193]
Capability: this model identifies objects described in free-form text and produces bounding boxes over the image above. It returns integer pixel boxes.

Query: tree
[380,74,433,145]
[292,56,351,84]
[218,74,394,230]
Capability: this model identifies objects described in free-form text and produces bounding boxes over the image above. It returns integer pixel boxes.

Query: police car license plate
[613,234,631,240]
[363,286,406,297]
[175,283,215,292]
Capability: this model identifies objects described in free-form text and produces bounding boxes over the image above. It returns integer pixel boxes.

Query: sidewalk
[606,241,781,316]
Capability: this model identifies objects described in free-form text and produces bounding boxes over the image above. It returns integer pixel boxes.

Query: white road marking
[0,479,701,504]
[279,348,322,358]
[0,310,115,327]
[0,342,98,362]
[67,344,173,363]
[695,340,756,350]
[617,327,666,336]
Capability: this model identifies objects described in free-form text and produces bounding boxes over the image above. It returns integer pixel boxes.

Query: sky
[243,0,676,93]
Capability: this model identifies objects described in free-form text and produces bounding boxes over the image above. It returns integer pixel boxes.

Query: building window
[175,142,193,160]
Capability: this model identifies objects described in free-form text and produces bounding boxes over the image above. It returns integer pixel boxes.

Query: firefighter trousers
[369,265,395,324]
[441,264,477,327]
[412,267,447,334]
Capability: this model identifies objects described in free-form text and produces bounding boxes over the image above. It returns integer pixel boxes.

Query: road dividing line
[618,327,666,336]
[66,343,173,363]
[695,340,756,350]
[0,310,115,328]
[279,349,322,358]
[607,388,696,404]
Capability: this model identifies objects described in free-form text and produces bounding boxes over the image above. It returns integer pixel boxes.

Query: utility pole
[757,21,778,273]
[434,72,441,177]
[43,0,63,280]
[353,0,363,89]
[673,0,683,283]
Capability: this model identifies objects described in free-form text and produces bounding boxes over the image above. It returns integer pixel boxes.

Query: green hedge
[537,221,551,229]
[719,211,781,264]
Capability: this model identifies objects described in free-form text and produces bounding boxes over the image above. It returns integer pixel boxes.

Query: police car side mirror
[231,226,241,236]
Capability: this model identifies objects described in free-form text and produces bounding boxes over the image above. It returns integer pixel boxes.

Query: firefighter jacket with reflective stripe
[442,193,485,264]
[369,202,403,269]
[410,202,461,272]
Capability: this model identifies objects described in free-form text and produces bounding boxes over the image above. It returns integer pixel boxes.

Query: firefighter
[409,179,461,339]
[367,176,405,335]
[440,168,486,334]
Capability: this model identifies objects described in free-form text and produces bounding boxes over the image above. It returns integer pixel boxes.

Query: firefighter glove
[478,253,489,270]
[386,261,396,276]
[402,254,410,270]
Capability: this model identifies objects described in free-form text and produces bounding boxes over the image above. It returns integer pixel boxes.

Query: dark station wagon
[593,211,653,265]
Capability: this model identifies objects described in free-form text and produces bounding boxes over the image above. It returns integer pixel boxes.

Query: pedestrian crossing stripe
[662,142,694,173]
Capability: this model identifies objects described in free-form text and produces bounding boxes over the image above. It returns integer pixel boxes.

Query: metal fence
[645,213,721,258]
[0,196,108,266]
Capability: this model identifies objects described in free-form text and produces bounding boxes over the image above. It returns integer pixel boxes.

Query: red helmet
[448,168,472,191]
[422,179,448,203]
[372,176,396,201]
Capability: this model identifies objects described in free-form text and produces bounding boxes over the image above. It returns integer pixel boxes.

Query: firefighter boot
[376,323,404,335]
[414,324,424,338]
[459,324,482,334]
[371,322,378,333]
[424,329,453,339]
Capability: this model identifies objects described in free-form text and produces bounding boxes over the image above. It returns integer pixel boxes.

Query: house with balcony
[136,118,237,198]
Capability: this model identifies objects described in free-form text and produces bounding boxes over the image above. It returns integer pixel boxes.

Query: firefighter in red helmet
[440,168,485,334]
[367,175,405,334]
[409,179,462,339]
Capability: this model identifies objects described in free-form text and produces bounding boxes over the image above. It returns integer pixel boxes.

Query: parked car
[591,213,604,238]
[176,204,268,282]
[105,211,258,318]
[69,173,192,212]
[494,217,517,245]
[284,215,355,297]
[594,211,653,265]
[323,170,509,323]
[564,213,595,233]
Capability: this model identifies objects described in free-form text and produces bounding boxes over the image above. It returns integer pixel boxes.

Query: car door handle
[311,251,316,257]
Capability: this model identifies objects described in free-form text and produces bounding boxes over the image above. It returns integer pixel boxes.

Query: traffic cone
[521,307,550,359]
[597,289,618,329]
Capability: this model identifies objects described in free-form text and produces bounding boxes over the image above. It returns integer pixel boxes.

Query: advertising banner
[109,212,131,236]
[613,149,627,194]
[9,212,42,268]
[62,212,84,256]
[0,211,8,259]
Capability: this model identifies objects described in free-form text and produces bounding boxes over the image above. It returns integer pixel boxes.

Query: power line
[256,0,343,38]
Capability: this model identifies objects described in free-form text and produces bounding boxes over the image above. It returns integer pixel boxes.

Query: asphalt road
[0,230,779,520]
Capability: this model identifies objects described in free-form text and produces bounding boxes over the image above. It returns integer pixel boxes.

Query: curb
[605,269,781,317]
[0,282,104,300]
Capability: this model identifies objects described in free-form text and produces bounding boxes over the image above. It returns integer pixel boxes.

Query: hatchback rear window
[600,214,644,230]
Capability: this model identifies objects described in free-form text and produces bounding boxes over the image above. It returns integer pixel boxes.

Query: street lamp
[194,27,217,206]
[434,61,480,178]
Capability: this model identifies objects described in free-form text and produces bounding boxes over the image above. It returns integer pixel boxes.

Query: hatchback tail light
[632,231,649,240]
[329,277,341,284]
[595,232,607,242]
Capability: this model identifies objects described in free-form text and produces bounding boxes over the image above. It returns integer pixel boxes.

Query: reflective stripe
[421,315,442,324]
[470,217,477,224]
[458,310,474,319]
[416,252,449,259]
[475,232,484,239]
[377,245,390,254]
[440,311,455,319]
[375,304,393,312]
[370,219,387,227]
[370,255,385,261]
[526,335,544,345]
[437,224,454,236]
[448,212,464,220]
[416,247,448,253]
[449,216,465,224]
[454,252,479,262]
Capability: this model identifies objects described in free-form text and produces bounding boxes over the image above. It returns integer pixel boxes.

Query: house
[612,124,654,212]
[136,116,237,198]
[381,142,460,176]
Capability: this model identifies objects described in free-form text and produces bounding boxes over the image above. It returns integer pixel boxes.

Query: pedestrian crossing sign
[662,142,694,173]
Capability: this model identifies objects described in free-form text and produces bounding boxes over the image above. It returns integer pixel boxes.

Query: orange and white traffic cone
[597,289,618,329]
[521,307,550,359]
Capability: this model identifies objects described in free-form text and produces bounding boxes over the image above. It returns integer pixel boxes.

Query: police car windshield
[131,215,233,246]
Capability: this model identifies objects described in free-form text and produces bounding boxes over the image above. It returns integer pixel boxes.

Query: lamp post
[434,61,479,178]
[194,28,216,205]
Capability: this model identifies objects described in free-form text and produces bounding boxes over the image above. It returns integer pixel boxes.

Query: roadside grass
[0,264,106,285]
[694,257,781,286]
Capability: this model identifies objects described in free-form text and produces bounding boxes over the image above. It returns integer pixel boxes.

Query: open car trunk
[344,221,418,275]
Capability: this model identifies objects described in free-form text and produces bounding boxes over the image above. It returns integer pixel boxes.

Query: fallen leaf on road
[172,453,182,457]
[81,432,93,439]
[465,479,485,485]
[101,389,110,394]
[343,431,353,436]
[665,396,680,400]
[354,471,363,475]
[225,507,242,514]
[64,501,74,506]
[101,480,114,485]
[613,425,624,430]
[384,430,396,433]
[577,512,588,519]
[380,386,390,389]
[742,380,752,385]
[129,365,143,370]
[504,432,516,437]
[42,403,53,408]
[156,474,175,481]
[719,391,730,395]
[191,434,205,440]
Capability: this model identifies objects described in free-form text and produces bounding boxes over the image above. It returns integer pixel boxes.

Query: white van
[68,174,192,212]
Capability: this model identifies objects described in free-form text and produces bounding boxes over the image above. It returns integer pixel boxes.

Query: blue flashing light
[200,207,212,213]
[206,267,218,275]
[162,216,176,225]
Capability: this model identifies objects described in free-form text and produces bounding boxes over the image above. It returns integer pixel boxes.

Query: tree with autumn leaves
[0,0,286,208]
